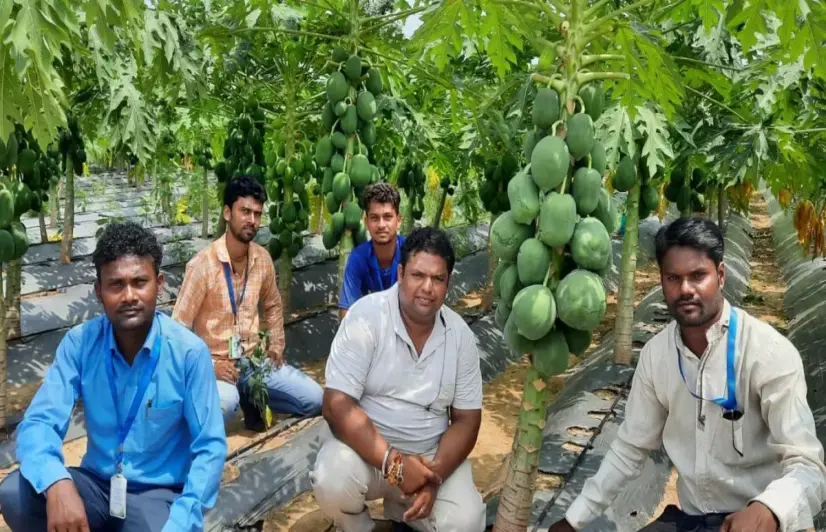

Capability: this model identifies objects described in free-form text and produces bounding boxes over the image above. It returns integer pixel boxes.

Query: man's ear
[156,273,165,300]
[94,280,102,303]
[223,204,231,223]
[396,263,403,280]
[717,261,726,289]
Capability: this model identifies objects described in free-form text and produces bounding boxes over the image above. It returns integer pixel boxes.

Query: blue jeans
[217,360,323,424]
[0,467,179,532]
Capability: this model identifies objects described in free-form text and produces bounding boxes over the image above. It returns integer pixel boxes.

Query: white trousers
[311,437,486,532]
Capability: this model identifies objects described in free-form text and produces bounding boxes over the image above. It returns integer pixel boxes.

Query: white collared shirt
[325,283,483,455]
[566,299,826,531]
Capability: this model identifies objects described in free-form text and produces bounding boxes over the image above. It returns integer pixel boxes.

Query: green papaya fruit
[532,87,560,130]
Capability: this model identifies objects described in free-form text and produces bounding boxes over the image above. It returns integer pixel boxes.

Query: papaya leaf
[479,0,522,78]
[595,103,636,173]
[634,105,674,179]
[410,0,472,72]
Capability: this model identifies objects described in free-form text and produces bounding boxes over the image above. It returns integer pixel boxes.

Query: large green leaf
[634,105,674,179]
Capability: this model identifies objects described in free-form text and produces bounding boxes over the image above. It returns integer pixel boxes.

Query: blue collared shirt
[16,312,227,531]
[339,235,406,310]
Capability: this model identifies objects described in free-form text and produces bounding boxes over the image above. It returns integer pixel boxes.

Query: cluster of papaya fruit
[192,142,213,170]
[264,139,317,260]
[665,164,707,213]
[214,100,268,185]
[613,149,662,220]
[315,48,383,250]
[396,161,426,221]
[491,82,617,379]
[478,153,518,215]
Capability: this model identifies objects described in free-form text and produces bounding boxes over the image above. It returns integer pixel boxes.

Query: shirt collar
[215,233,257,268]
[674,298,732,356]
[105,312,161,360]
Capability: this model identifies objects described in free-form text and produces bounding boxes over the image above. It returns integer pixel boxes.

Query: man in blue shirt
[338,182,405,318]
[0,221,227,531]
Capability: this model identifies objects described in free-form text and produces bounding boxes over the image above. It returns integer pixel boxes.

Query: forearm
[164,432,227,529]
[430,412,480,480]
[750,458,826,531]
[325,397,389,470]
[18,422,71,494]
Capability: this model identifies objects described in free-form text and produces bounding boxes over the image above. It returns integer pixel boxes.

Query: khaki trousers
[311,436,486,532]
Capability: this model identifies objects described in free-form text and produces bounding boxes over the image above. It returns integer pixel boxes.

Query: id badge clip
[229,335,242,360]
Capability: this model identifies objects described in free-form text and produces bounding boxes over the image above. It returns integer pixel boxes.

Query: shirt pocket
[140,400,185,452]
[428,351,457,415]
[711,412,746,465]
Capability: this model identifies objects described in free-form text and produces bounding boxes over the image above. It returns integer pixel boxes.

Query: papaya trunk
[0,266,7,432]
[38,210,48,243]
[314,193,325,235]
[201,167,209,239]
[5,259,21,340]
[51,182,61,226]
[337,231,354,298]
[401,194,415,235]
[278,251,293,314]
[492,367,552,531]
[613,183,641,365]
[718,184,725,230]
[60,153,75,264]
[482,213,501,311]
[431,189,448,229]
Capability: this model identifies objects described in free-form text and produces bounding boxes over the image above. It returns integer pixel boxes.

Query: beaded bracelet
[385,453,404,486]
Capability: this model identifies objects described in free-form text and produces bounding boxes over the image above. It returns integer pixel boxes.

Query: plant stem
[360,6,431,35]
[581,54,624,67]
[60,153,75,264]
[230,26,343,42]
[577,71,630,84]
[493,0,562,25]
[673,56,745,71]
[613,183,641,365]
[201,166,209,239]
[546,0,570,17]
[431,188,448,229]
[0,265,7,433]
[582,0,658,35]
[584,0,613,19]
[683,83,747,122]
[529,73,566,93]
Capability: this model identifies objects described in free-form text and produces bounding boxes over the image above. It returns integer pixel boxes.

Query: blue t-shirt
[338,235,406,310]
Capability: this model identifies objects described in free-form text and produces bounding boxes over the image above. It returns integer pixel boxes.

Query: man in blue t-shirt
[338,183,405,318]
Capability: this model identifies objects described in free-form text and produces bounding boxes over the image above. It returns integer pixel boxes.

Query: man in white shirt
[550,216,826,532]
[311,227,486,532]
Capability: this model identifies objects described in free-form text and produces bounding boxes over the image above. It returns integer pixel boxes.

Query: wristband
[381,447,394,477]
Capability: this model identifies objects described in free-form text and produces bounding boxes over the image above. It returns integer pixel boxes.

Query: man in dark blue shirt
[0,221,227,531]
[338,183,405,318]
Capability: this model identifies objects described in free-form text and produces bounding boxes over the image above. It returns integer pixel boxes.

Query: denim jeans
[639,505,731,531]
[216,359,323,424]
[0,467,179,532]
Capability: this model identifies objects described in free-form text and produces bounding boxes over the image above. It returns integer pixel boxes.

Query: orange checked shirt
[172,234,285,362]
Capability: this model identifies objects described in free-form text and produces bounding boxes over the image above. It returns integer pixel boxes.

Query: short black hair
[401,227,456,276]
[92,221,163,279]
[224,175,267,208]
[363,182,400,214]
[655,216,724,267]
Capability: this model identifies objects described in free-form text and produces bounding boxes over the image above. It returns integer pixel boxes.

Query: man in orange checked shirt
[173,176,322,431]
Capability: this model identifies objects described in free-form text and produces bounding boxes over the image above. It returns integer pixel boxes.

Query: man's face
[224,196,263,244]
[365,201,401,246]
[95,255,163,332]
[397,251,449,322]
[660,246,725,327]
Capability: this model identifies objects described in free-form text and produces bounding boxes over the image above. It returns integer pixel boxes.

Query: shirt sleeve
[325,308,376,400]
[163,342,228,532]
[338,252,364,310]
[172,259,208,330]
[565,344,668,529]
[259,255,285,360]
[748,336,826,532]
[16,328,83,494]
[452,326,483,410]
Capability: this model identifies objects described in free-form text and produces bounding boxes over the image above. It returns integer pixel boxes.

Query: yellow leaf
[442,195,452,225]
[427,167,439,192]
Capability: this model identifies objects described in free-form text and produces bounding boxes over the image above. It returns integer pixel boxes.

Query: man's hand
[45,479,90,532]
[720,502,779,532]
[403,483,439,522]
[269,350,285,369]
[548,519,576,532]
[214,359,239,383]
[398,453,442,495]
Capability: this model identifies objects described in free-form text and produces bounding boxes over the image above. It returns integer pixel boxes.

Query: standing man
[550,217,826,532]
[312,227,486,531]
[173,175,323,430]
[0,221,226,531]
[338,182,405,318]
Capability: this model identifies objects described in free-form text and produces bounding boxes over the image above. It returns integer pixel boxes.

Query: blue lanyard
[368,238,401,292]
[106,331,163,471]
[678,306,739,412]
[222,261,249,323]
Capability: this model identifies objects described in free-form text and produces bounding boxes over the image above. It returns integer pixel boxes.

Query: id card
[109,473,127,519]
[229,335,242,360]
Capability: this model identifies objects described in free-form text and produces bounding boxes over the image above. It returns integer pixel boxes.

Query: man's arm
[564,345,667,530]
[429,328,483,480]
[162,344,228,532]
[323,389,390,470]
[17,329,83,494]
[259,257,285,363]
[172,260,208,330]
[746,338,826,532]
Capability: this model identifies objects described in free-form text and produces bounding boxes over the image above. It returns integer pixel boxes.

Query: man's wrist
[748,501,780,527]
[45,478,73,498]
